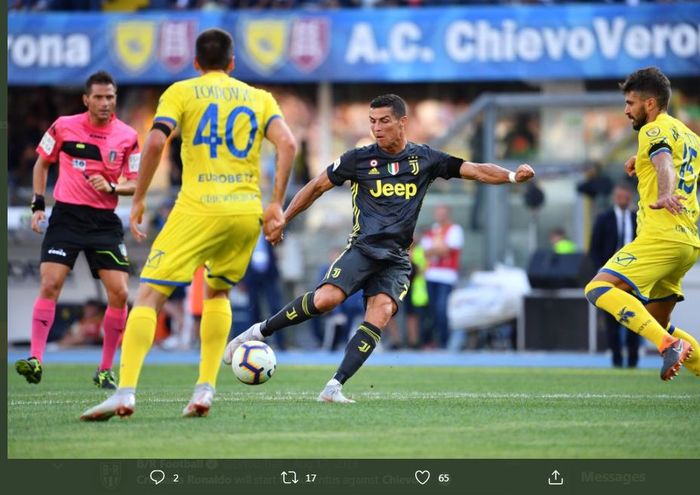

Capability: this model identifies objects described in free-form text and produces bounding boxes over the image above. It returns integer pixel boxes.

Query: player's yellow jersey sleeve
[635,114,700,247]
[154,73,283,216]
[153,83,186,130]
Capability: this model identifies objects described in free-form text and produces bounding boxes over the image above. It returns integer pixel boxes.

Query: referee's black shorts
[40,201,129,278]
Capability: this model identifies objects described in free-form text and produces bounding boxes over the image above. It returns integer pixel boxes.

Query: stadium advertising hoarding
[7,4,700,84]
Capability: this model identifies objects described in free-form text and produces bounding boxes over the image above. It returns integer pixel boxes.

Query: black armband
[31,194,46,213]
[648,141,672,158]
[447,156,463,178]
[151,121,172,138]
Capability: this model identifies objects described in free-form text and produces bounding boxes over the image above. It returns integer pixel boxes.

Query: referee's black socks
[333,321,382,384]
[261,291,321,336]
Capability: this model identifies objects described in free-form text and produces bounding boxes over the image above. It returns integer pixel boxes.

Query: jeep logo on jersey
[113,20,156,74]
[368,180,417,199]
[388,162,400,175]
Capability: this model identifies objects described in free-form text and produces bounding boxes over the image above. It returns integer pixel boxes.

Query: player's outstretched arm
[30,155,52,233]
[264,118,297,243]
[459,161,535,184]
[129,126,170,241]
[649,151,684,214]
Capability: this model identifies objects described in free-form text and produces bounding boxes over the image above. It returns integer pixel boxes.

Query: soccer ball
[231,340,277,385]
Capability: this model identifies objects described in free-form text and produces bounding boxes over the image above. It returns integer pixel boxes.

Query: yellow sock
[667,324,700,376]
[197,298,232,388]
[118,306,157,389]
[585,281,675,351]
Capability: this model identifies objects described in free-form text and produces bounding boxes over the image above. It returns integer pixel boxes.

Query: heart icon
[415,470,430,485]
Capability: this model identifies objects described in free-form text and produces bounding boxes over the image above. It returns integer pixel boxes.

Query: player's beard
[631,109,647,131]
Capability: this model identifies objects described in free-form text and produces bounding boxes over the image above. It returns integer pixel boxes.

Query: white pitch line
[9,392,697,407]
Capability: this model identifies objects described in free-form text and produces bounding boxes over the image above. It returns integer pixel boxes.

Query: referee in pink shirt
[15,71,140,389]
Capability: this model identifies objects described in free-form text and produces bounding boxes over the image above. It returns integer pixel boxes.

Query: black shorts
[317,246,411,310]
[40,201,129,279]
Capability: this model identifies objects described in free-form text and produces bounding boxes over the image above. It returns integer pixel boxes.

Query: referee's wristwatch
[109,182,117,195]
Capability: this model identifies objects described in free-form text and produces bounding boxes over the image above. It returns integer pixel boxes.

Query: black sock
[333,321,382,384]
[261,291,321,336]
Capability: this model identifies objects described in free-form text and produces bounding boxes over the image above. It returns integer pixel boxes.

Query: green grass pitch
[7,364,699,459]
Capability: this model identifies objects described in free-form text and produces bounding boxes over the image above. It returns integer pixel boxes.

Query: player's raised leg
[224,286,336,364]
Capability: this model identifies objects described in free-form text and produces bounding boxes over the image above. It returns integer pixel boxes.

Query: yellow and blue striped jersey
[154,71,282,216]
[635,113,700,247]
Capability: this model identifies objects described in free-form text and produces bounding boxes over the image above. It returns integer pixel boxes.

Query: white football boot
[223,322,265,365]
[182,383,215,418]
[80,388,135,421]
[317,379,356,404]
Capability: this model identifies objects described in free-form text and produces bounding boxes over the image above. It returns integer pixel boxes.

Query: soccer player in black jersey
[224,94,535,402]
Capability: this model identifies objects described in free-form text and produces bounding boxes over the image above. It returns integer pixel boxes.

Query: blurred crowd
[10,0,693,12]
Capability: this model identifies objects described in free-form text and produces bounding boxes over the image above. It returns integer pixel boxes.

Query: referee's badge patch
[39,132,56,155]
[129,153,141,173]
[109,150,118,164]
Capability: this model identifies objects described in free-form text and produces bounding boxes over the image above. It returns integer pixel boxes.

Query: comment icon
[149,470,166,485]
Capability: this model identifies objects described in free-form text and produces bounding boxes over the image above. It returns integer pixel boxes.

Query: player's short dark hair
[619,67,671,111]
[84,71,116,94]
[370,94,408,119]
[196,28,234,71]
